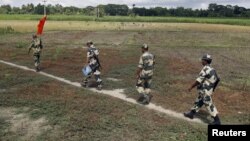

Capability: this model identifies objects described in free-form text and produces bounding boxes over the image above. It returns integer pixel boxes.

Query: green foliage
[1,14,250,26]
[1,3,250,17]
[0,5,11,14]
[104,4,129,16]
[34,3,44,15]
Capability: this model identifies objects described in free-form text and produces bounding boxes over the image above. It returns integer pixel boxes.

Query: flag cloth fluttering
[36,16,47,35]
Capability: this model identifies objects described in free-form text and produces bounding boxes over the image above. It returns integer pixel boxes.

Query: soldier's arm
[136,56,143,79]
[196,70,206,83]
[188,69,206,91]
[86,51,91,64]
[188,81,200,92]
[28,43,33,54]
[136,68,143,79]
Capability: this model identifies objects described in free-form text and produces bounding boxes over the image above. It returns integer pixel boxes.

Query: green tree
[83,6,95,16]
[34,3,44,15]
[104,4,129,16]
[54,4,63,14]
[11,7,21,14]
[26,3,35,14]
[233,5,247,16]
[0,5,11,14]
[154,7,168,16]
[97,5,105,17]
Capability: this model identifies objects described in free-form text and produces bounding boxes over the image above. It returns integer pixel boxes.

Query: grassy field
[1,14,250,26]
[0,65,208,141]
[1,20,250,34]
[0,21,250,140]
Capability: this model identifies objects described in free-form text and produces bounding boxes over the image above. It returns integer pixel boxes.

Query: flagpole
[43,0,47,16]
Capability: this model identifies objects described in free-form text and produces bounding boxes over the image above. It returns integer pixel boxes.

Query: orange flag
[37,16,47,35]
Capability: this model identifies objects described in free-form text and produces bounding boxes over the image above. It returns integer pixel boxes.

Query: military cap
[141,43,149,49]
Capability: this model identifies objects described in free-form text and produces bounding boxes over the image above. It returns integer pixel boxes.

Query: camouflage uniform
[82,43,102,89]
[191,64,220,117]
[29,36,43,71]
[136,47,155,104]
[184,54,221,125]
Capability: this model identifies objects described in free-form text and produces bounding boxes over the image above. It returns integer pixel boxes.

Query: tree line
[1,3,250,17]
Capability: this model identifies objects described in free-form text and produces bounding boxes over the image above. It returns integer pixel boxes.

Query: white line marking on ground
[106,78,122,82]
[0,60,204,124]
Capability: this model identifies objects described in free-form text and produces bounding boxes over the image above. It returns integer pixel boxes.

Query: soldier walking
[28,34,43,72]
[136,44,155,105]
[184,54,221,125]
[81,41,102,90]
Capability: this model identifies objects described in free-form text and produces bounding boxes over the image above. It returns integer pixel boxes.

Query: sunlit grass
[1,20,250,33]
[1,14,250,26]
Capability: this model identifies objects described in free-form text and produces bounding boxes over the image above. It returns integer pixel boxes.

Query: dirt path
[0,60,204,124]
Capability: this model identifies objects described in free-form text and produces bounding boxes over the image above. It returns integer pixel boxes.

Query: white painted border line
[0,60,204,124]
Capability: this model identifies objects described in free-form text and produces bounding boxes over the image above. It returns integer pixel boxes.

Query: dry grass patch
[0,107,52,141]
[2,20,250,33]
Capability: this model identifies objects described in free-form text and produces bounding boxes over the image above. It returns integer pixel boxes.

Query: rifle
[213,77,220,92]
[212,69,220,91]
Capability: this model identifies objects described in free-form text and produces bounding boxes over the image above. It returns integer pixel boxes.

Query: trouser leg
[184,95,203,119]
[81,74,91,87]
[144,78,153,103]
[136,77,152,104]
[203,94,218,117]
[203,94,220,125]
[136,78,145,101]
[33,54,40,71]
[94,69,102,90]
[191,95,204,113]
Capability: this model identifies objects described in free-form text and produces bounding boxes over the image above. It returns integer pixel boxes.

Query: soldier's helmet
[141,43,148,49]
[201,54,212,64]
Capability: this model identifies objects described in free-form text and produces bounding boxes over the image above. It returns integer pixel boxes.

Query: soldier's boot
[140,94,153,105]
[34,61,40,72]
[81,79,88,88]
[35,66,40,72]
[183,110,196,119]
[137,93,145,103]
[210,115,221,125]
[147,94,153,103]
[140,94,150,105]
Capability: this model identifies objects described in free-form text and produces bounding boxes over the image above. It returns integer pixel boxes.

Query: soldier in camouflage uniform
[28,35,43,72]
[184,54,221,125]
[136,44,155,105]
[81,41,102,90]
